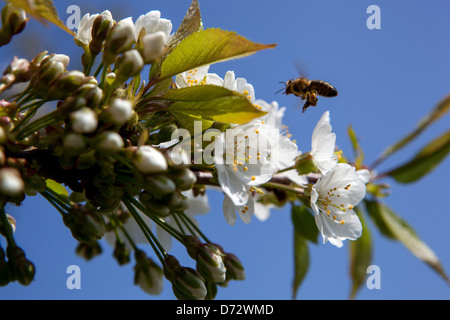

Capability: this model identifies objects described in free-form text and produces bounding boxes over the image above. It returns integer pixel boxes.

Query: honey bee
[282,77,338,113]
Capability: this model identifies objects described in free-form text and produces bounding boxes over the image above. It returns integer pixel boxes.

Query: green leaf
[385,130,450,183]
[159,28,276,81]
[365,199,449,283]
[372,95,450,168]
[45,178,68,198]
[292,228,310,299]
[291,205,319,243]
[347,124,364,168]
[7,0,75,35]
[349,206,372,299]
[165,85,266,126]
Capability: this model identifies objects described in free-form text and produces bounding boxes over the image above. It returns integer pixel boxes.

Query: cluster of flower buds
[0,245,35,286]
[0,3,27,46]
[183,235,227,284]
[164,254,207,300]
[75,10,172,81]
[26,52,100,101]
[127,144,197,217]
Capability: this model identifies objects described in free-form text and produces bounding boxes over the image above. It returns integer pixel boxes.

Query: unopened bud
[89,10,114,55]
[223,252,245,281]
[74,83,103,108]
[1,4,27,39]
[144,174,176,198]
[171,168,197,191]
[140,195,170,217]
[134,249,163,295]
[115,49,144,82]
[133,145,168,174]
[113,239,130,265]
[104,98,134,126]
[63,133,88,155]
[3,56,31,82]
[76,241,102,260]
[103,17,135,65]
[70,107,98,134]
[57,70,87,93]
[63,204,106,243]
[94,131,124,152]
[0,167,24,196]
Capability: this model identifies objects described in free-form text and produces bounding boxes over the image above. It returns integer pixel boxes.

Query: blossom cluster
[0,1,370,300]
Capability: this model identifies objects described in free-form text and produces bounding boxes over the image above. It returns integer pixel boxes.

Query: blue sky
[1,0,449,300]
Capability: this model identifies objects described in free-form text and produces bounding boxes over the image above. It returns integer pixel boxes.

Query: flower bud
[133,145,168,174]
[164,255,207,300]
[57,70,87,93]
[184,236,226,283]
[112,239,130,265]
[0,167,24,196]
[74,83,104,108]
[134,249,163,295]
[144,174,176,197]
[104,98,134,126]
[170,168,197,191]
[223,252,245,281]
[115,49,144,82]
[63,133,88,155]
[94,131,124,152]
[141,197,170,217]
[70,107,98,134]
[63,204,106,243]
[76,240,102,261]
[139,31,167,63]
[1,4,27,41]
[36,59,65,86]
[103,17,136,65]
[6,246,35,286]
[89,10,114,55]
[3,56,31,82]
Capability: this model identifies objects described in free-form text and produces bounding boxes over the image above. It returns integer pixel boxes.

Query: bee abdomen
[309,80,338,97]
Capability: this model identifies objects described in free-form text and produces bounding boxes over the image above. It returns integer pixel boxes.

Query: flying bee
[281,77,338,113]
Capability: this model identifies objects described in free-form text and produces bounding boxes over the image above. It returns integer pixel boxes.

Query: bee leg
[302,100,311,113]
[308,91,318,106]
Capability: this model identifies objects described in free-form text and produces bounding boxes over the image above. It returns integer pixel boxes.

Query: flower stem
[0,205,17,248]
[121,197,166,264]
[124,194,185,243]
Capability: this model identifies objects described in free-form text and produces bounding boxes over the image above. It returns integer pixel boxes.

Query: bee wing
[294,60,308,78]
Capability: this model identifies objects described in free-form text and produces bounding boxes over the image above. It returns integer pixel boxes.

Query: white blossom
[310,163,366,247]
[311,111,338,174]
